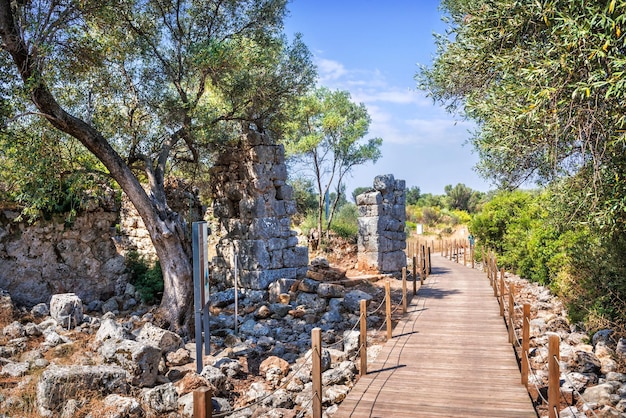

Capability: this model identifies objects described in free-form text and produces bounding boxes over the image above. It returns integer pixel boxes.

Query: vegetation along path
[334,255,536,418]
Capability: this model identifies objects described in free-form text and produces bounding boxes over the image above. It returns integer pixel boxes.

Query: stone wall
[356,174,407,274]
[209,130,308,290]
[0,206,126,307]
[0,180,204,307]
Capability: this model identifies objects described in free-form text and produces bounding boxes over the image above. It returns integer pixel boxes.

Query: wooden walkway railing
[333,254,536,418]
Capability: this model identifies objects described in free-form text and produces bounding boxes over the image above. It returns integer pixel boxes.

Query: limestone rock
[100,339,161,387]
[142,382,178,414]
[136,322,183,354]
[37,365,128,415]
[50,293,83,329]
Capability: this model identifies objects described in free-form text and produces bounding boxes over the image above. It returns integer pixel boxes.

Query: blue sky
[284,0,495,196]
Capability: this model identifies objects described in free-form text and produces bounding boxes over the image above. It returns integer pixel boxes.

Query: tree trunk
[0,4,194,335]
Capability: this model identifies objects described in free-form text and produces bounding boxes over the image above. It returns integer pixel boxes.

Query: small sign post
[193,221,210,373]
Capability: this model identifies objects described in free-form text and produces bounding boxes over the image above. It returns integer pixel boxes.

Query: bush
[125,250,163,304]
[330,203,358,242]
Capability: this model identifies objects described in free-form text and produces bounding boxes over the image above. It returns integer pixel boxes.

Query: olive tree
[0,0,314,334]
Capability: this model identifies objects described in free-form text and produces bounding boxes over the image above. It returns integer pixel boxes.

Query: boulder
[37,365,128,415]
[31,303,49,318]
[142,382,178,414]
[344,289,373,312]
[100,339,161,387]
[86,395,144,418]
[260,356,290,377]
[94,318,132,345]
[49,293,83,329]
[582,383,616,406]
[136,322,183,354]
[317,283,345,299]
[200,365,228,395]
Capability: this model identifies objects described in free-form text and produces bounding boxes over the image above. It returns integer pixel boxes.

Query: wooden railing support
[385,281,392,340]
[312,327,322,418]
[402,267,407,314]
[521,303,530,386]
[359,300,367,376]
[499,273,505,317]
[508,282,515,344]
[193,387,213,418]
[548,333,560,418]
[412,255,417,295]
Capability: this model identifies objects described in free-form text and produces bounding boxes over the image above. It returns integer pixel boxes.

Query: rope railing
[481,248,606,418]
[195,265,426,417]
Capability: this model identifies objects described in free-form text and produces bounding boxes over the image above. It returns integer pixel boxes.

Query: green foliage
[125,251,164,305]
[329,203,358,241]
[351,186,370,203]
[444,183,484,213]
[406,186,421,205]
[289,177,318,221]
[284,87,382,245]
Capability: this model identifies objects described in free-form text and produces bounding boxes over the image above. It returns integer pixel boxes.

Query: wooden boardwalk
[333,255,536,418]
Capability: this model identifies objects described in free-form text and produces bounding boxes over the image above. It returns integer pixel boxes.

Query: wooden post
[193,387,213,418]
[385,280,392,340]
[508,284,515,344]
[548,334,560,418]
[463,241,467,266]
[499,274,505,317]
[312,328,322,418]
[471,245,475,269]
[402,267,407,314]
[522,303,530,386]
[359,300,367,376]
[481,246,486,272]
[412,255,417,295]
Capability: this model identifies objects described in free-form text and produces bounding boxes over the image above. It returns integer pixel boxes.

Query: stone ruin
[209,130,308,289]
[356,174,407,274]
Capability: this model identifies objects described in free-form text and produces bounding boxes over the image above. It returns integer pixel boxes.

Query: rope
[560,368,600,418]
[212,350,314,417]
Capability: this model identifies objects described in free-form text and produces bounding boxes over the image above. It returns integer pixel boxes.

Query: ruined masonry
[209,130,308,289]
[356,174,407,274]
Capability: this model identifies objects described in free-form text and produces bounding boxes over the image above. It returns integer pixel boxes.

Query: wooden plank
[333,255,536,418]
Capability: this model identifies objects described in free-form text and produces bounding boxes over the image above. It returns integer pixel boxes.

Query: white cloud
[316,58,347,82]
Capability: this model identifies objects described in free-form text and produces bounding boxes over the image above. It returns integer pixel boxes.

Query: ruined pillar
[209,130,308,289]
[356,174,407,274]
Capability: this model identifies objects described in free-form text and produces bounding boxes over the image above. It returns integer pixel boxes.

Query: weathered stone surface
[317,283,345,299]
[88,394,144,418]
[37,365,128,414]
[100,339,161,387]
[49,293,83,329]
[142,383,178,414]
[210,131,308,291]
[136,322,183,354]
[357,174,406,274]
[95,317,132,345]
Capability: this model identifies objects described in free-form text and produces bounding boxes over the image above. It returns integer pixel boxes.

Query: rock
[592,329,614,347]
[559,406,586,418]
[31,303,49,318]
[570,351,602,374]
[343,330,360,357]
[136,322,183,354]
[582,383,616,406]
[240,319,271,337]
[0,361,29,377]
[269,388,294,409]
[88,394,144,418]
[2,321,25,339]
[50,293,83,329]
[344,290,373,311]
[247,381,269,403]
[101,297,120,314]
[296,293,327,313]
[166,347,191,366]
[43,328,69,347]
[260,355,290,378]
[37,365,128,415]
[94,318,132,345]
[200,365,228,395]
[214,357,243,378]
[324,384,351,405]
[175,373,211,396]
[210,289,240,308]
[310,257,330,269]
[269,279,297,303]
[298,278,320,293]
[255,305,272,319]
[322,361,357,386]
[0,289,13,320]
[616,338,626,360]
[142,382,178,414]
[317,283,345,299]
[100,339,161,387]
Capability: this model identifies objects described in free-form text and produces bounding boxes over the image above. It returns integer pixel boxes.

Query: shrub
[125,250,163,304]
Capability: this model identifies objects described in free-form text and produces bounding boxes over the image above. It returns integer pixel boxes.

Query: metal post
[234,254,239,335]
[192,221,208,374]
